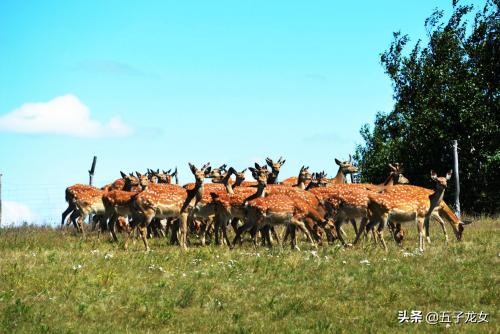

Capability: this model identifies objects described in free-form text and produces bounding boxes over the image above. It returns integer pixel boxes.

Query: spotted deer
[367,170,472,251]
[102,174,151,242]
[130,163,211,251]
[209,166,270,246]
[235,193,324,250]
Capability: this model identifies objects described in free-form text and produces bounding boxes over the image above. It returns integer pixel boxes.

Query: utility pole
[452,140,461,218]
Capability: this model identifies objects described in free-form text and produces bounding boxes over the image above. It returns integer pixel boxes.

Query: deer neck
[267,172,279,184]
[181,178,205,213]
[334,167,346,184]
[305,182,317,190]
[221,169,235,194]
[295,177,307,190]
[234,176,244,187]
[381,172,395,186]
[244,183,266,203]
[429,187,446,211]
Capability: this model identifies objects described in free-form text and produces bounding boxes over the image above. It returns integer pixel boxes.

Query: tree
[355,0,499,213]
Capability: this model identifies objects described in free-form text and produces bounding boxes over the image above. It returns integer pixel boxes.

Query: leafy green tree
[355,0,499,213]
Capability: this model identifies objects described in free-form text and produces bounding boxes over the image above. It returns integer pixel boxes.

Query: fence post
[452,140,461,218]
[88,156,97,226]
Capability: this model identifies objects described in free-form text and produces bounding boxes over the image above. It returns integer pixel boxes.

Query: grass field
[0,217,498,333]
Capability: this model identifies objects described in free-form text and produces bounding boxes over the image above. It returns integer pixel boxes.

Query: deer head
[388,163,409,184]
[334,157,358,174]
[146,169,159,183]
[123,174,140,191]
[430,170,452,191]
[135,172,150,189]
[189,162,212,185]
[249,166,269,186]
[266,157,286,173]
[235,168,247,185]
[209,164,228,183]
[154,169,176,184]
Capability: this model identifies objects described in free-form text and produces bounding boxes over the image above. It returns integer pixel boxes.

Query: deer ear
[136,172,142,178]
[204,167,212,176]
[349,154,352,162]
[120,171,127,178]
[335,158,341,166]
[266,158,273,167]
[255,163,261,169]
[249,167,257,174]
[241,168,247,173]
[430,170,438,181]
[281,159,286,165]
[446,170,453,180]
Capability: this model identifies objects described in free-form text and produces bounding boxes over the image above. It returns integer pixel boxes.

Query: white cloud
[0,94,133,138]
[2,201,36,226]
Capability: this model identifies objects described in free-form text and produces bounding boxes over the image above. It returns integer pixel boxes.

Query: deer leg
[270,226,280,245]
[219,217,232,248]
[350,219,358,236]
[424,213,431,244]
[61,203,75,228]
[335,220,351,247]
[213,216,222,245]
[170,219,179,245]
[69,210,80,230]
[432,213,448,242]
[179,212,189,250]
[138,223,150,252]
[417,217,425,252]
[233,219,256,247]
[291,218,316,249]
[376,219,388,252]
[230,218,240,233]
[108,214,119,242]
[77,212,87,238]
[352,217,368,245]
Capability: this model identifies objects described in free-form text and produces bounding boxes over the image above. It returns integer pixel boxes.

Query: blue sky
[0,0,483,224]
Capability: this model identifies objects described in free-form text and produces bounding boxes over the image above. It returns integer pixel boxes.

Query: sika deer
[367,170,472,251]
[130,163,211,251]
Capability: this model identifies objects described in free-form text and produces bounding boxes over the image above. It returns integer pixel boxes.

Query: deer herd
[62,157,472,252]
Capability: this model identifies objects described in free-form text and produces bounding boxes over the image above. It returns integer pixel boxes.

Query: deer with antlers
[129,163,211,251]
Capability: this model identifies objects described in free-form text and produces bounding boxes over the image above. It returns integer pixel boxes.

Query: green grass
[0,217,498,333]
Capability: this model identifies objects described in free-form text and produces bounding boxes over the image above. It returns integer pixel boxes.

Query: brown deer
[209,166,270,246]
[129,163,211,251]
[102,174,151,242]
[367,170,472,251]
[234,193,324,250]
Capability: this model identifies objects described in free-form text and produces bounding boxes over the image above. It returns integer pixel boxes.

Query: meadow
[0,217,498,333]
